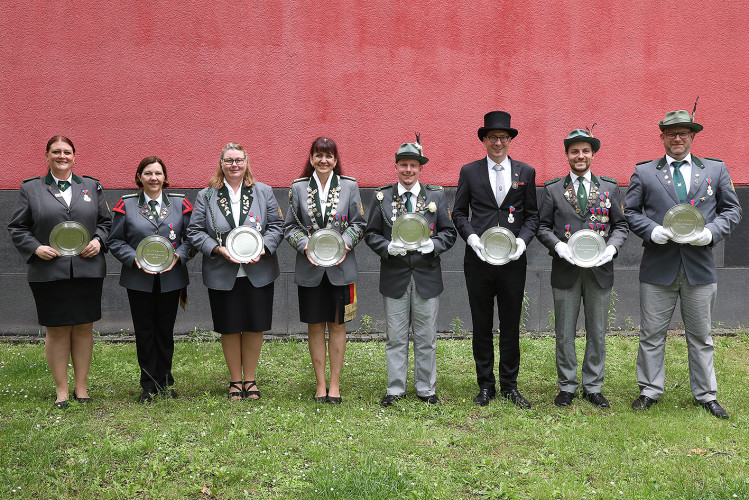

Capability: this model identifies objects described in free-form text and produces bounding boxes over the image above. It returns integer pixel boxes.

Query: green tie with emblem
[404,192,413,212]
[57,180,70,192]
[148,199,159,220]
[577,178,587,213]
[672,160,688,203]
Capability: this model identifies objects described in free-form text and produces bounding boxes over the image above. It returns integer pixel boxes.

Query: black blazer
[452,157,539,266]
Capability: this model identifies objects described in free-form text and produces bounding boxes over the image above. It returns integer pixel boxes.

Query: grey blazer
[624,156,742,286]
[8,172,111,282]
[187,182,283,290]
[108,191,194,293]
[364,183,456,299]
[537,173,629,289]
[283,175,366,287]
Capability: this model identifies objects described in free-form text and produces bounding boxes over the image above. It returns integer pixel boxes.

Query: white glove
[554,241,576,265]
[387,241,407,256]
[689,227,712,246]
[417,238,435,254]
[594,245,617,267]
[467,234,486,262]
[650,225,674,245]
[508,238,526,261]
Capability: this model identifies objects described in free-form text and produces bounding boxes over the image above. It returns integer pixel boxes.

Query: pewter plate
[308,228,346,267]
[568,229,606,268]
[136,235,174,273]
[392,213,430,250]
[663,204,705,244]
[479,226,516,265]
[49,221,90,256]
[225,226,263,263]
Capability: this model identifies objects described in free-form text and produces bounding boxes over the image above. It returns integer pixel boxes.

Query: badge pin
[707,186,713,196]
[169,230,176,240]
[565,231,571,239]
[508,213,515,223]
[83,195,91,202]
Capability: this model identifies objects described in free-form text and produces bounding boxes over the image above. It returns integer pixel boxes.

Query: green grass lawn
[1,333,748,499]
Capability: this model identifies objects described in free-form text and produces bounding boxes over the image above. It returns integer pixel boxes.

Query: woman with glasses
[8,135,111,408]
[187,143,283,401]
[284,137,366,403]
[108,156,194,403]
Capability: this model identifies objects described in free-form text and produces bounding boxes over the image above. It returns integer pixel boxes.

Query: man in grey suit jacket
[364,141,457,406]
[537,129,628,408]
[624,110,742,419]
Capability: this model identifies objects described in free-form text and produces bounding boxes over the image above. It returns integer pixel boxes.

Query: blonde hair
[209,143,255,189]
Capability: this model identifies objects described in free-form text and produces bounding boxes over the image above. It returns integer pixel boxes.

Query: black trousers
[127,277,181,394]
[465,253,527,391]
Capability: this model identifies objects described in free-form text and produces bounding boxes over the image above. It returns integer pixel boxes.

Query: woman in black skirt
[8,136,111,408]
[187,143,283,401]
[283,138,366,403]
[108,157,194,402]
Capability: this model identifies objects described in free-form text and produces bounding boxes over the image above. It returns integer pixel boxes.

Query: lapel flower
[426,201,437,212]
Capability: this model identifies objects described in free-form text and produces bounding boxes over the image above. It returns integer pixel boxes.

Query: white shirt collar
[51,172,72,183]
[570,170,592,185]
[223,180,242,203]
[397,181,421,197]
[487,155,511,171]
[666,153,692,166]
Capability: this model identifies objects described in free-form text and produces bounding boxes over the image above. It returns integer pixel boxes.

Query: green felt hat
[564,129,600,153]
[659,110,703,133]
[395,142,428,165]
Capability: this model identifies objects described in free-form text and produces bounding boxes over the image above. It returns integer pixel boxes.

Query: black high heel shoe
[73,389,91,403]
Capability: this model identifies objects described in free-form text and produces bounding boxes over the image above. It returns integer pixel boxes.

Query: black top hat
[477,111,518,140]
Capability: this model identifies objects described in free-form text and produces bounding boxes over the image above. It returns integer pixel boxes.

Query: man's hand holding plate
[467,234,486,262]
[508,238,526,261]
[688,227,712,246]
[594,245,617,267]
[554,241,576,265]
[650,225,674,244]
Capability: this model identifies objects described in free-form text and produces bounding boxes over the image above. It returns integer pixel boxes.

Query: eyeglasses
[222,158,246,165]
[664,132,692,140]
[486,135,511,144]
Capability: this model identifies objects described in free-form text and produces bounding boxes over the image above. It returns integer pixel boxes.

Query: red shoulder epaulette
[112,198,126,215]
[182,197,194,214]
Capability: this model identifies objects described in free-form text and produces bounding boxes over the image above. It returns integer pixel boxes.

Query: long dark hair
[300,137,343,178]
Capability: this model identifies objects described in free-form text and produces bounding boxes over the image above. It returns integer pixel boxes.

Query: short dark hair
[46,135,75,154]
[301,137,343,178]
[135,156,170,188]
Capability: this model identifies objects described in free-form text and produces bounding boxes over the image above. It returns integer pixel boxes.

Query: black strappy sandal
[228,381,243,401]
[243,380,260,400]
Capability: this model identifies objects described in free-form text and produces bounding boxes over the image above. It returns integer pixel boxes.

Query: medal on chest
[508,206,515,223]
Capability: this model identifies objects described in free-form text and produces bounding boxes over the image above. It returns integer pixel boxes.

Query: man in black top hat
[453,111,539,408]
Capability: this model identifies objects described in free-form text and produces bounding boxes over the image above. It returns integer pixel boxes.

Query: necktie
[57,180,70,192]
[148,199,159,220]
[577,178,587,213]
[404,192,413,212]
[672,160,688,203]
[492,164,505,207]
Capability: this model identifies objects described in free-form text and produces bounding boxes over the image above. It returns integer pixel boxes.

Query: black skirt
[297,273,356,325]
[208,278,274,334]
[29,278,103,327]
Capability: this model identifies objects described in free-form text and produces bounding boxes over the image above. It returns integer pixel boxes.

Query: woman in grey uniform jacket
[7,136,111,408]
[283,137,366,403]
[187,143,283,401]
[108,156,194,402]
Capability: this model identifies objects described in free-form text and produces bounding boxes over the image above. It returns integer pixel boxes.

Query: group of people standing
[7,107,741,420]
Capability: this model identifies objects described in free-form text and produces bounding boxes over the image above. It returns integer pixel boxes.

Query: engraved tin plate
[479,226,516,265]
[308,228,346,267]
[49,221,90,256]
[136,235,175,273]
[663,204,705,244]
[568,229,606,268]
[392,213,430,250]
[225,226,263,263]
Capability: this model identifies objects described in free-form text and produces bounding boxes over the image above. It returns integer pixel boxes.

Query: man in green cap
[364,140,456,406]
[537,129,629,408]
[624,110,742,419]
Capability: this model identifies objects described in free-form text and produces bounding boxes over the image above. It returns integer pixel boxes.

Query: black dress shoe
[699,400,728,419]
[139,391,156,403]
[631,395,657,410]
[473,388,496,406]
[381,394,405,407]
[418,394,440,405]
[501,388,531,409]
[554,391,575,407]
[72,390,91,403]
[161,389,179,399]
[582,392,610,408]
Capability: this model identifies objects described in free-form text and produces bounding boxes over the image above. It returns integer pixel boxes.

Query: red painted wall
[2,1,748,190]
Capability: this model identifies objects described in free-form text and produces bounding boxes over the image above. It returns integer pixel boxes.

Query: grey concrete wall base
[3,187,747,335]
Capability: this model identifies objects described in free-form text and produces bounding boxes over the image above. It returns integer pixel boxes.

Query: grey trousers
[552,269,610,394]
[638,266,718,402]
[383,277,439,397]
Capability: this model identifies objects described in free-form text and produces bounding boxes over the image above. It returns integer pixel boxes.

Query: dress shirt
[667,153,693,190]
[397,182,421,212]
[51,173,73,206]
[487,156,511,200]
[144,193,161,218]
[570,171,592,197]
